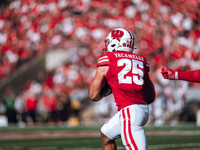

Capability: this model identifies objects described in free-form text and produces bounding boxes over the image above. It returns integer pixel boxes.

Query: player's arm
[161,68,200,83]
[89,66,109,101]
[145,74,155,104]
[178,70,200,82]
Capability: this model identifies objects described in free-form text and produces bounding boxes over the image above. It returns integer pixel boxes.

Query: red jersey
[97,51,150,110]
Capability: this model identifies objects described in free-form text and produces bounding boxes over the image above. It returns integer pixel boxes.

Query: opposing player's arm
[177,70,200,82]
[145,74,155,104]
[161,68,200,83]
[89,66,109,101]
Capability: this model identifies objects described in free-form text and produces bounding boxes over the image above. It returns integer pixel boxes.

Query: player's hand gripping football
[161,68,175,80]
[100,81,112,97]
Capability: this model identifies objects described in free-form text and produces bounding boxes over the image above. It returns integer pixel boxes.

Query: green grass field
[0,124,200,150]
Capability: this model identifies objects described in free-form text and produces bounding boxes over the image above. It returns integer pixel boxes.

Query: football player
[161,68,200,82]
[89,28,155,150]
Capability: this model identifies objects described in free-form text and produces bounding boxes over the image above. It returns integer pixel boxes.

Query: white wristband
[175,72,178,80]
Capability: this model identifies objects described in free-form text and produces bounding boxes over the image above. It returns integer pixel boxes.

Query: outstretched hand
[161,68,175,80]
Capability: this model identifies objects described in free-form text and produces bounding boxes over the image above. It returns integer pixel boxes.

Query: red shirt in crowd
[26,96,38,112]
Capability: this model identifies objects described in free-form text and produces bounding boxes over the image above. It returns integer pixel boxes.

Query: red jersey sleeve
[96,54,110,67]
[178,70,200,83]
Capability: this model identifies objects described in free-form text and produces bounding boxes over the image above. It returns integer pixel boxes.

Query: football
[100,81,112,97]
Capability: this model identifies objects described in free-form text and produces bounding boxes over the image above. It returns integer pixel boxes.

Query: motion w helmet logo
[111,30,124,41]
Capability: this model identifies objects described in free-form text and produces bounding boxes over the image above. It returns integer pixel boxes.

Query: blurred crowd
[0,0,200,126]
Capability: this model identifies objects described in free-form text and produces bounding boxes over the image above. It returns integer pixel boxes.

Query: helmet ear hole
[111,44,116,47]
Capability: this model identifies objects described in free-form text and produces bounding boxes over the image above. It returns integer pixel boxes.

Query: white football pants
[101,104,149,150]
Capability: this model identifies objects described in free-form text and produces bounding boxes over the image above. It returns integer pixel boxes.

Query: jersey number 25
[117,59,144,85]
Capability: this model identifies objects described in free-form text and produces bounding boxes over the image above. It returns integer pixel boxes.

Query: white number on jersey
[117,59,144,85]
